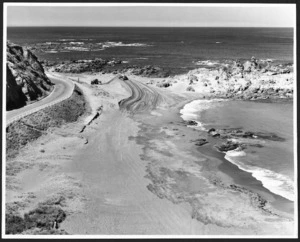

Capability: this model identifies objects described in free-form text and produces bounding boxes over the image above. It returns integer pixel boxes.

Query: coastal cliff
[6,43,53,111]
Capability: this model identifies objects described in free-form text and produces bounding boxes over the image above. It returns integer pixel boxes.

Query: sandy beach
[5,68,295,236]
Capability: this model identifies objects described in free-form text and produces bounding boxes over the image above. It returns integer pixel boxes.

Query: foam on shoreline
[179,99,225,130]
[225,150,294,202]
[180,99,294,203]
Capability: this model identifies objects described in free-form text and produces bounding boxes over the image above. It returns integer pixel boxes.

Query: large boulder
[91,79,101,85]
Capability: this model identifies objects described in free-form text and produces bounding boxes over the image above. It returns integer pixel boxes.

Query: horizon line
[6,26,293,28]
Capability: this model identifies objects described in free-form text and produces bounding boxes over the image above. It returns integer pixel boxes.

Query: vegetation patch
[6,85,86,158]
[5,205,67,235]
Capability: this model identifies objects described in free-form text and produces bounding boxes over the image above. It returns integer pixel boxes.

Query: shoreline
[132,97,294,233]
[178,98,294,214]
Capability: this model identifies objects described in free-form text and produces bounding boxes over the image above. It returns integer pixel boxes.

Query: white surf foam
[194,60,219,66]
[44,50,58,53]
[179,99,225,130]
[180,99,294,202]
[58,38,76,41]
[64,46,90,51]
[225,150,294,201]
[45,42,60,45]
[69,42,84,45]
[97,41,150,49]
[260,58,274,63]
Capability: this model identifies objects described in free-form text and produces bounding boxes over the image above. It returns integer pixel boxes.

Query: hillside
[6,43,53,111]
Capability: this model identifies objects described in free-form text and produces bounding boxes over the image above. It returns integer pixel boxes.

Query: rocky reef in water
[43,59,170,78]
[6,43,53,111]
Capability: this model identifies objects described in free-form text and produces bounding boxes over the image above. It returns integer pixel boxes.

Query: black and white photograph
[2,2,297,238]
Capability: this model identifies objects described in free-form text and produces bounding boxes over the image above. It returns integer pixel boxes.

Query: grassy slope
[6,85,86,159]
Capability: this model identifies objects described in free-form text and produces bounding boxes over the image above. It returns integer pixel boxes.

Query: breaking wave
[225,150,294,201]
[97,41,151,49]
[179,99,226,130]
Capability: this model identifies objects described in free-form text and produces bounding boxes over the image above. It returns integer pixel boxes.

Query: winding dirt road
[118,78,162,113]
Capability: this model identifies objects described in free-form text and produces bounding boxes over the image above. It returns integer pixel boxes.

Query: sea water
[180,99,294,202]
[7,27,293,75]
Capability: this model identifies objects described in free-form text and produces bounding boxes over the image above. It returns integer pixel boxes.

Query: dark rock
[6,43,53,111]
[186,120,198,126]
[242,131,255,138]
[211,132,221,138]
[216,141,240,152]
[208,128,216,133]
[194,139,209,146]
[91,79,101,85]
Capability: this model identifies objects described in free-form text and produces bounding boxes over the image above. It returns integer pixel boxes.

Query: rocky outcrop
[169,57,293,100]
[48,58,112,73]
[6,65,27,110]
[124,65,170,78]
[6,43,53,111]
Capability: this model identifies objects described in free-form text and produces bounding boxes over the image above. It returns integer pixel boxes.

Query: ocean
[180,99,294,211]
[7,27,293,75]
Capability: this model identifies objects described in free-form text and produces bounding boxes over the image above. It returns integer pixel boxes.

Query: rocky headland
[7,43,53,111]
[156,57,294,100]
